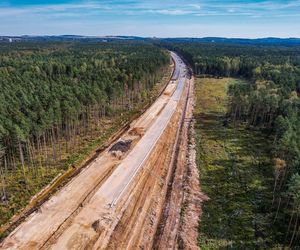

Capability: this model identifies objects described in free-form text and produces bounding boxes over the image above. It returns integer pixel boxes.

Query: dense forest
[0,42,170,226]
[167,42,300,247]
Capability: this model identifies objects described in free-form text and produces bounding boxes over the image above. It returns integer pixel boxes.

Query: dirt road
[1,52,192,250]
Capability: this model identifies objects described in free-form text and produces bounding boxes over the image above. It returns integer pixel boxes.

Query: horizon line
[1,35,300,39]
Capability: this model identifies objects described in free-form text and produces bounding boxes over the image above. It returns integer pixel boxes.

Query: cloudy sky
[1,0,300,37]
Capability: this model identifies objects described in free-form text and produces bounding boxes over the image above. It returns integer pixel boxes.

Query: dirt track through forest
[1,52,194,250]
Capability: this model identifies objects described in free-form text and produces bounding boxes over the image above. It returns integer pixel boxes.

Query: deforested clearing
[194,77,280,249]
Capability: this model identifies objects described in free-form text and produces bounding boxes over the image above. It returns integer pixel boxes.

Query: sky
[0,0,300,38]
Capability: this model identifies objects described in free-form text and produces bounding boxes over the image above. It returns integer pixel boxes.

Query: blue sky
[0,0,300,37]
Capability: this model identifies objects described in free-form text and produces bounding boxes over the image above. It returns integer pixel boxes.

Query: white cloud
[0,2,112,18]
[189,4,201,10]
[148,9,191,15]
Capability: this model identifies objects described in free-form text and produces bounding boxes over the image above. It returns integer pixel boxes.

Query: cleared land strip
[1,52,187,250]
[44,53,187,249]
[47,72,186,249]
[102,71,192,250]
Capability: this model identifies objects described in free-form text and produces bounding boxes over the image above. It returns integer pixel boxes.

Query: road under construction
[1,51,201,250]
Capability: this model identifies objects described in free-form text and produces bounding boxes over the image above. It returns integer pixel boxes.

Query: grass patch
[195,78,283,249]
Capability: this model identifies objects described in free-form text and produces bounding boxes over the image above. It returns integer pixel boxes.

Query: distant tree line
[167,42,300,247]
